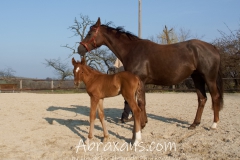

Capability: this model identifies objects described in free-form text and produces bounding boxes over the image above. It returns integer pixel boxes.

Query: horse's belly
[146,71,192,86]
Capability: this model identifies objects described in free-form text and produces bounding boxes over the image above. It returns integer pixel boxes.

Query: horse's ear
[96,17,101,27]
[72,57,76,65]
[81,56,86,65]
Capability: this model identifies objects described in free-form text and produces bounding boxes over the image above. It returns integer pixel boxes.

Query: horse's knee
[198,97,207,105]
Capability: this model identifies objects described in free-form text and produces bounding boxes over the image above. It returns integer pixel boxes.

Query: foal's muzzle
[74,81,80,88]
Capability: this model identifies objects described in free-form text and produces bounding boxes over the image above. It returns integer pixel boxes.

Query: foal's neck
[82,65,102,87]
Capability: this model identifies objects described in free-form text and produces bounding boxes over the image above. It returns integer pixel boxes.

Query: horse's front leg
[97,99,109,142]
[86,97,99,144]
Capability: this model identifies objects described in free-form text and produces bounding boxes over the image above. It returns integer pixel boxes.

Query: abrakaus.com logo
[75,139,177,153]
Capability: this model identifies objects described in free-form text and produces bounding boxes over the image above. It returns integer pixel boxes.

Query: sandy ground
[0,92,240,160]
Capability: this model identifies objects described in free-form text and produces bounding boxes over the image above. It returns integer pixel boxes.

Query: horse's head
[78,17,104,56]
[72,57,86,86]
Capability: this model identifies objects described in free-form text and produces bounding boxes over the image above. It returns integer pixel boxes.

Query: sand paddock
[0,92,239,159]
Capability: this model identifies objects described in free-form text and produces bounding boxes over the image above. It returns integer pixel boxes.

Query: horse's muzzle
[78,44,87,56]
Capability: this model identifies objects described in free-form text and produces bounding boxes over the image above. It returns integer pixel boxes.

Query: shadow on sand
[44,105,190,142]
[44,105,133,142]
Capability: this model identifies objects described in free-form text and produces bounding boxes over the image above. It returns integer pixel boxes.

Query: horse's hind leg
[97,99,109,142]
[205,80,222,129]
[137,81,148,129]
[189,73,207,130]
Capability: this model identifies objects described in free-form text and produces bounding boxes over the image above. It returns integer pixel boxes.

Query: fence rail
[0,78,239,93]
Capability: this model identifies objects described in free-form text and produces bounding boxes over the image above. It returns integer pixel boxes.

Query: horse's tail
[217,64,224,110]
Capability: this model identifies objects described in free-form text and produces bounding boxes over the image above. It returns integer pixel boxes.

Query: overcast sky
[0,0,239,79]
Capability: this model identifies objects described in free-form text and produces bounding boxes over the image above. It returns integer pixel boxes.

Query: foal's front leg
[97,99,109,142]
[86,97,99,144]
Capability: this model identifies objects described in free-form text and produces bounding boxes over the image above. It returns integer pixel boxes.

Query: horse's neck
[102,29,132,62]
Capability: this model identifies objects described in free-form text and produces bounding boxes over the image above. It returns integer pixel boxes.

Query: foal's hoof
[103,136,109,142]
[84,138,91,145]
[131,139,142,147]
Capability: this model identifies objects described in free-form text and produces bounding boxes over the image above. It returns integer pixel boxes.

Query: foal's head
[72,57,86,86]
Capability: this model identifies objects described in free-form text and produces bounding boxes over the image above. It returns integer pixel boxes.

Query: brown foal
[72,57,143,145]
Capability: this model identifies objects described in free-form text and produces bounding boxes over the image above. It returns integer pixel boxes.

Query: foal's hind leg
[97,99,109,142]
[189,74,207,130]
[127,99,142,146]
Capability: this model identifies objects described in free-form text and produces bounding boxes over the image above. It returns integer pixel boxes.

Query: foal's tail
[217,65,224,110]
[135,77,145,109]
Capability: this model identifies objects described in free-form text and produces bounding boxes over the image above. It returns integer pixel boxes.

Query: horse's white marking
[76,67,80,73]
[211,122,217,129]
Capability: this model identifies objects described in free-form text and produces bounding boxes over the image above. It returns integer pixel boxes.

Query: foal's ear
[96,17,101,27]
[72,57,76,65]
[81,57,86,65]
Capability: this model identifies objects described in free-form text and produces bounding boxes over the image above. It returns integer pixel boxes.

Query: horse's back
[127,39,221,85]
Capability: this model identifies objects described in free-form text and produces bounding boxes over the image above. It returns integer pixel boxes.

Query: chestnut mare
[72,57,143,145]
[78,17,223,130]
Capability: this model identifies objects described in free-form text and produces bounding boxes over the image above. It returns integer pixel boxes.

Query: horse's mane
[96,22,140,40]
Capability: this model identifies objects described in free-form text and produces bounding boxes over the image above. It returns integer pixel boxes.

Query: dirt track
[0,93,239,159]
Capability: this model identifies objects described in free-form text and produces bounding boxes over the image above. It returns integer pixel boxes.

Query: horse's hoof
[188,125,196,130]
[210,122,217,130]
[188,122,200,130]
[188,126,195,130]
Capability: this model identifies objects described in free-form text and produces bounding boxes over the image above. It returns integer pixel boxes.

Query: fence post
[172,85,175,91]
[51,80,54,92]
[20,80,22,92]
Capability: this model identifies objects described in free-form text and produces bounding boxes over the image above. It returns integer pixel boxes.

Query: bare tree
[158,26,195,44]
[177,27,192,42]
[213,23,240,89]
[44,58,72,88]
[0,67,16,82]
[158,25,178,44]
[63,14,116,73]
[63,14,94,56]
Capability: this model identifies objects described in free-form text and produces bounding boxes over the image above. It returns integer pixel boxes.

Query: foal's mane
[77,61,102,75]
[93,22,140,40]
